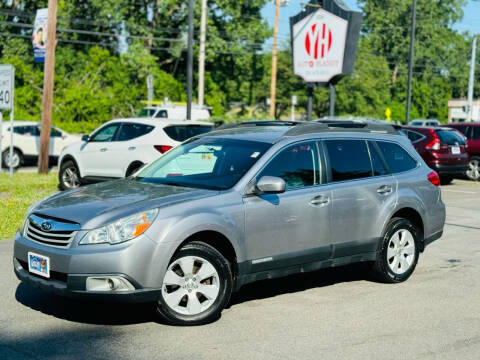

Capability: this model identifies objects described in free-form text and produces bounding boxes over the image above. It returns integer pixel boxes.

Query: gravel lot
[1,180,479,359]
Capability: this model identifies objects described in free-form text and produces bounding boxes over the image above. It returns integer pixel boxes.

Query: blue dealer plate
[28,252,50,278]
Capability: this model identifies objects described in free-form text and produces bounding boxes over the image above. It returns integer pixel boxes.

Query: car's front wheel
[372,218,420,283]
[59,160,81,190]
[156,241,233,326]
[1,149,22,169]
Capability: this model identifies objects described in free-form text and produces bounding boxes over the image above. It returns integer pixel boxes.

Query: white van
[137,102,211,121]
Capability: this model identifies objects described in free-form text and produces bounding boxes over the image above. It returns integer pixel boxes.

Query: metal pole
[38,0,57,174]
[405,0,417,125]
[186,0,194,120]
[198,0,207,107]
[147,74,154,102]
[467,36,477,122]
[9,105,14,177]
[269,0,280,118]
[8,66,14,177]
[329,83,335,117]
[0,111,2,174]
[307,84,313,121]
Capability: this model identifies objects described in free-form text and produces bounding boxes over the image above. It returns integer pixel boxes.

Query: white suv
[1,121,80,169]
[57,118,213,190]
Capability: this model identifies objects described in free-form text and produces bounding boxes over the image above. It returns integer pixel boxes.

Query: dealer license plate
[451,146,460,154]
[28,252,50,278]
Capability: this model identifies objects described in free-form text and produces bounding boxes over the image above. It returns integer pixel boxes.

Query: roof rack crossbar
[284,122,398,136]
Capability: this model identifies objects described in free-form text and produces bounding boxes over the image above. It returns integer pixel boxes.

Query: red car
[444,123,480,181]
[402,126,469,184]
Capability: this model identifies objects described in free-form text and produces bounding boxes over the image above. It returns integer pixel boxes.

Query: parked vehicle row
[14,121,445,325]
[1,121,80,169]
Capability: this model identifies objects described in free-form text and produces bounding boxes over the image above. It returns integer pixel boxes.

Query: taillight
[425,129,440,150]
[427,171,440,187]
[154,145,173,154]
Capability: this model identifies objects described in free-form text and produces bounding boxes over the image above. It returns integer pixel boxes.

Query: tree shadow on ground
[15,262,376,325]
[229,262,376,307]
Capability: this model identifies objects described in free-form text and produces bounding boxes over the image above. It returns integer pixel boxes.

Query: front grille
[24,214,79,248]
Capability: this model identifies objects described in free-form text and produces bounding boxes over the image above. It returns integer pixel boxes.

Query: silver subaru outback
[13,122,445,325]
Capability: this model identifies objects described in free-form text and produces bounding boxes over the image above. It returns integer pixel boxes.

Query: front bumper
[432,163,469,175]
[13,231,175,303]
[13,258,161,302]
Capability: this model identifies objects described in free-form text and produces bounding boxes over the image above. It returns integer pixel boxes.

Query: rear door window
[155,110,168,118]
[325,139,372,182]
[163,125,212,142]
[473,127,480,140]
[435,130,466,145]
[376,141,417,173]
[117,123,154,141]
[368,142,387,176]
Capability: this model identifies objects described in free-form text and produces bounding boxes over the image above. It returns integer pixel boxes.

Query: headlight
[80,209,158,245]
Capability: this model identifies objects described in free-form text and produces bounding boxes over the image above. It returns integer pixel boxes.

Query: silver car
[13,123,446,325]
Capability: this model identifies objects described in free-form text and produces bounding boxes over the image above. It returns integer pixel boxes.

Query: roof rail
[284,122,398,137]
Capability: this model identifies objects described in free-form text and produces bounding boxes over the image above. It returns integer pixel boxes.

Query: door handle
[309,195,330,206]
[377,185,392,195]
[128,146,136,151]
[100,148,107,152]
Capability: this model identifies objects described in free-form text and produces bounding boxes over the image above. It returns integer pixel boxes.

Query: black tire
[372,218,420,283]
[58,160,81,191]
[440,175,453,185]
[1,149,23,169]
[156,241,233,326]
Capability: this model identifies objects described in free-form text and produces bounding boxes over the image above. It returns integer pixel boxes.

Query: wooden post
[38,0,58,174]
[269,0,280,119]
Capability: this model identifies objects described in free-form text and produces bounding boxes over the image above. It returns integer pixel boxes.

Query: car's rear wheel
[1,149,22,169]
[372,218,420,283]
[59,160,81,190]
[156,241,233,326]
[466,157,480,181]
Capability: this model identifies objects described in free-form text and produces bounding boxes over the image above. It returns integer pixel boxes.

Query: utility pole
[269,0,281,119]
[186,0,194,120]
[198,0,207,107]
[38,0,57,174]
[405,0,417,125]
[467,36,477,122]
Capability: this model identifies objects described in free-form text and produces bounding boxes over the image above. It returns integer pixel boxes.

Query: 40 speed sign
[0,64,14,110]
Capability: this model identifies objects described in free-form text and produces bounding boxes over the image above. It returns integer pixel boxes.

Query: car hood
[33,179,218,228]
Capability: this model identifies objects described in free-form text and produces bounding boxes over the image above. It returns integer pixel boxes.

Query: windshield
[436,130,466,145]
[135,137,271,190]
[136,108,156,117]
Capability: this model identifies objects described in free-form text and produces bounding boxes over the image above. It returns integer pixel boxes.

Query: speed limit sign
[0,64,14,176]
[0,64,14,110]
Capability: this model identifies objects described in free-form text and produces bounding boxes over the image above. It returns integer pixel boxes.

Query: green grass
[0,172,58,240]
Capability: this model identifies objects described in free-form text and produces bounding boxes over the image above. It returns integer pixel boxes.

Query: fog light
[86,276,135,292]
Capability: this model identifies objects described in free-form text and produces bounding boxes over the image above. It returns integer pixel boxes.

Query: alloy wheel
[62,167,80,188]
[387,229,416,275]
[161,256,220,316]
[3,151,20,168]
[467,159,480,181]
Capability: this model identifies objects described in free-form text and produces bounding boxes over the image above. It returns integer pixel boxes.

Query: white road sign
[292,8,348,83]
[0,64,14,110]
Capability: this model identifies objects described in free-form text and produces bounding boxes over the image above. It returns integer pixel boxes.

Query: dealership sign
[290,0,362,85]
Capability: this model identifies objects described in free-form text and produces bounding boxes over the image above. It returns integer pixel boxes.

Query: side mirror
[81,134,89,142]
[256,176,286,194]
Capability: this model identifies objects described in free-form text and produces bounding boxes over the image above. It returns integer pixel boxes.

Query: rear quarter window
[376,141,417,174]
[163,125,213,142]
